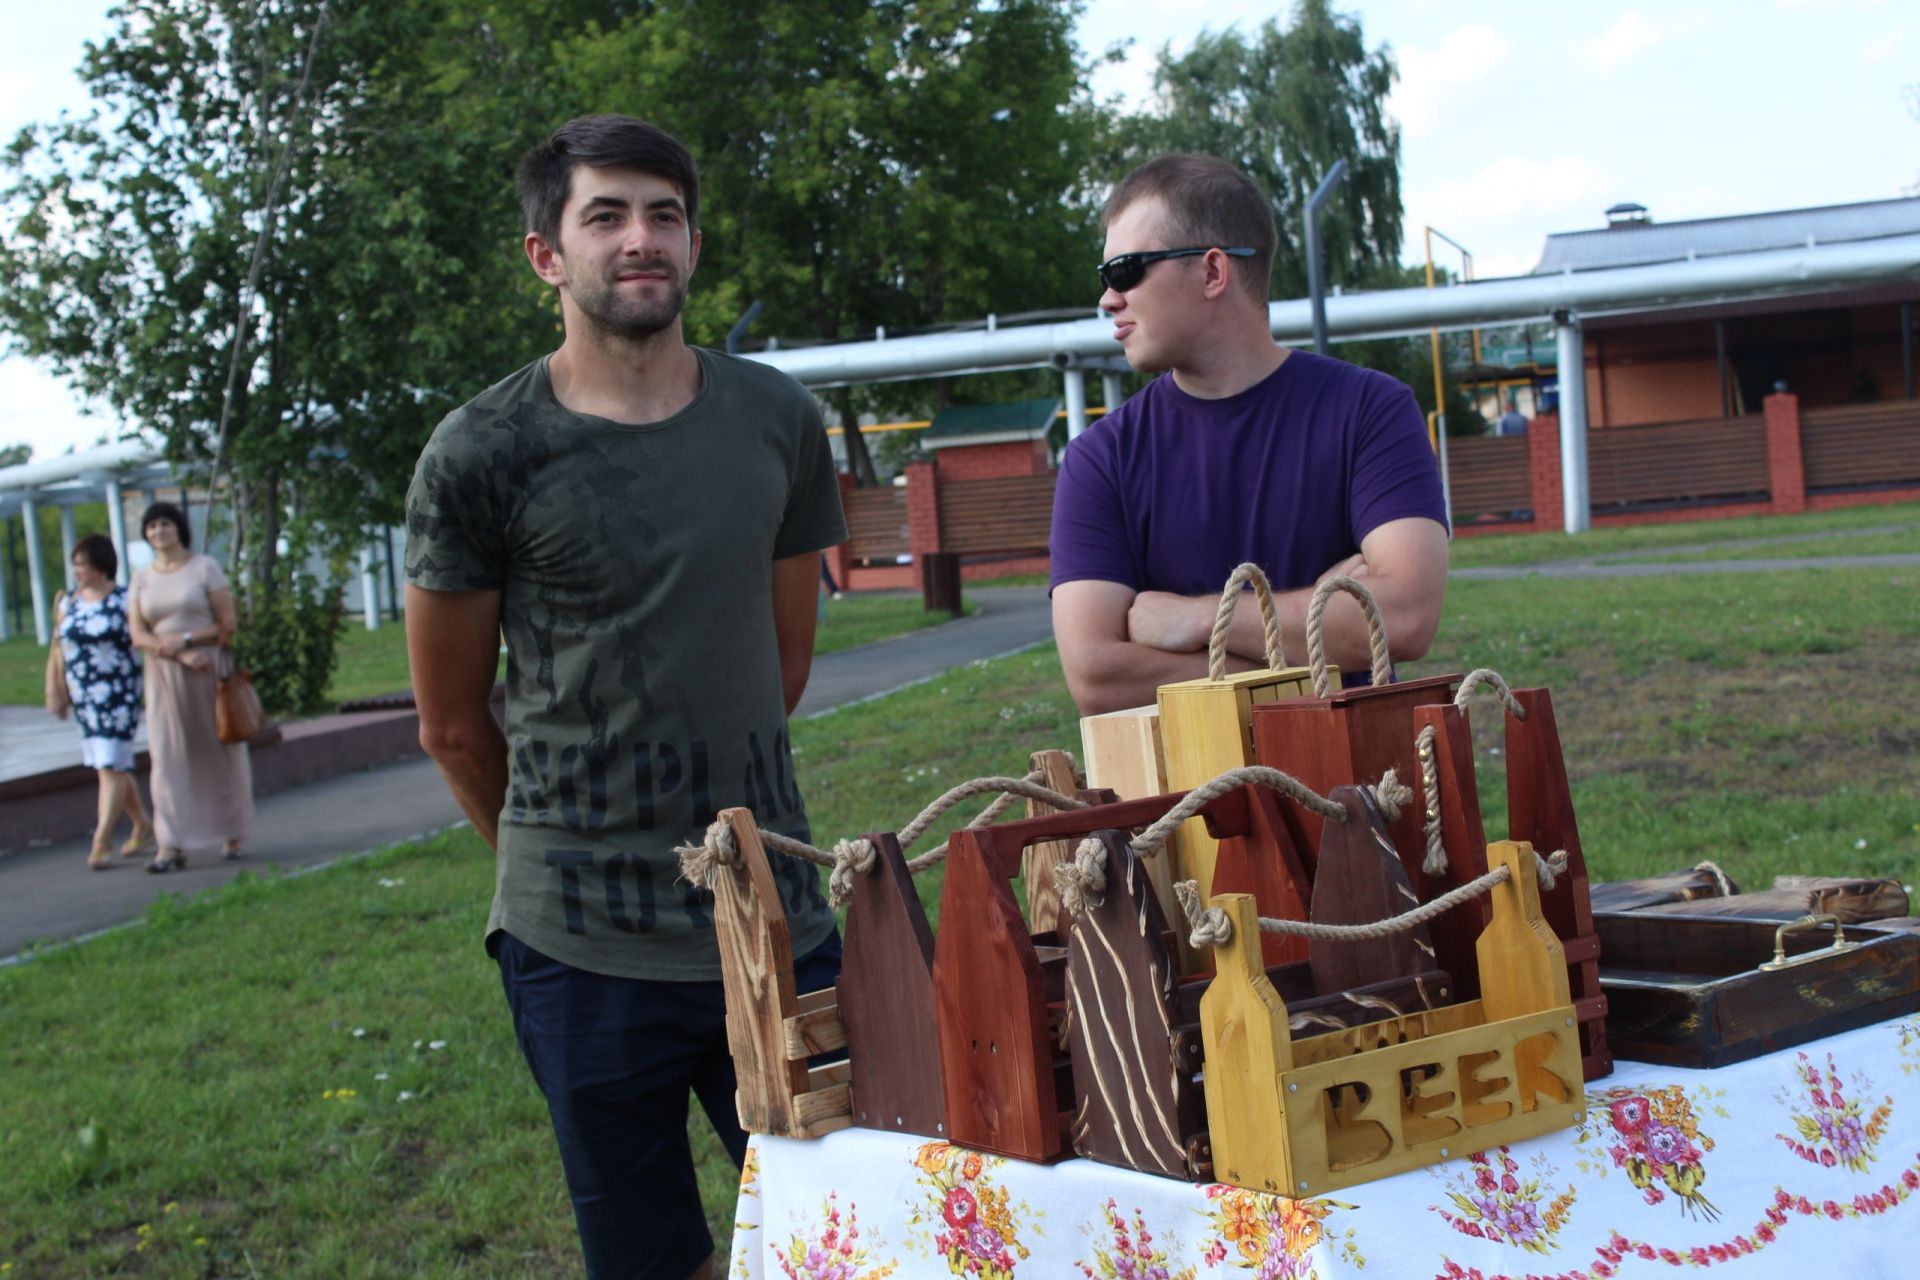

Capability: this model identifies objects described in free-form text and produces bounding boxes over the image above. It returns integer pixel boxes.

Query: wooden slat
[845,486,909,562]
[783,1005,849,1060]
[1587,416,1768,507]
[939,474,1057,554]
[1802,401,1920,489]
[1446,435,1531,521]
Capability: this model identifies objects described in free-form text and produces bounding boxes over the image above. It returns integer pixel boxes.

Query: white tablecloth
[731,1015,1920,1279]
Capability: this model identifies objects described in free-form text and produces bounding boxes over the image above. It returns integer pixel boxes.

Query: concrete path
[1,586,1055,959]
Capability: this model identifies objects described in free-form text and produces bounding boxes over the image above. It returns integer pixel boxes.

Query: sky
[2,0,1914,463]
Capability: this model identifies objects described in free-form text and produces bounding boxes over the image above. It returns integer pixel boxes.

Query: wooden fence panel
[939,474,1057,555]
[1446,435,1531,522]
[1587,416,1768,508]
[845,486,909,563]
[1801,401,1920,490]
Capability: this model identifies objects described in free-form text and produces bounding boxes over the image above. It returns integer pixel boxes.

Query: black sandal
[145,848,187,874]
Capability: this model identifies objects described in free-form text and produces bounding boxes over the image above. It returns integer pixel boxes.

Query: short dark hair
[139,501,191,550]
[72,533,117,579]
[517,114,700,248]
[1103,154,1276,301]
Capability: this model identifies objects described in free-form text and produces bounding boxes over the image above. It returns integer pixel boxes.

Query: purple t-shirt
[1049,351,1447,600]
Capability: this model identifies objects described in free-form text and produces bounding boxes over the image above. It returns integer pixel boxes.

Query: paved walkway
[0,586,1054,959]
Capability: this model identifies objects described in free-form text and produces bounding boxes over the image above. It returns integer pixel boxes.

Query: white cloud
[1390,23,1517,139]
[1404,155,1618,277]
[0,356,119,461]
[1862,30,1904,63]
[1585,10,1712,74]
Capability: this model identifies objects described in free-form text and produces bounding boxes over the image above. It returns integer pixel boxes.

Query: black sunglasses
[1098,245,1254,293]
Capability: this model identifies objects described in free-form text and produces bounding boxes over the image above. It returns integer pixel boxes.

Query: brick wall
[931,439,1050,481]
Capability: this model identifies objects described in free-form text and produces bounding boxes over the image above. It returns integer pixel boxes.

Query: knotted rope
[1411,668,1536,878]
[676,769,1087,908]
[1694,860,1734,898]
[1173,849,1571,950]
[1054,764,1363,916]
[1207,562,1287,680]
[1305,575,1394,695]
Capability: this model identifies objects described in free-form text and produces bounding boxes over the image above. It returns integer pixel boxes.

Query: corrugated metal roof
[1532,196,1920,275]
[922,396,1060,442]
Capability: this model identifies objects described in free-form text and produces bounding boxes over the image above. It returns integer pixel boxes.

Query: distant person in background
[128,502,252,872]
[45,533,154,870]
[1496,394,1529,436]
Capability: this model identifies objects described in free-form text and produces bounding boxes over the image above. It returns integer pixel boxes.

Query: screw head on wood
[1440,1148,1450,1158]
[1287,1082,1298,1092]
[1298,1182,1309,1192]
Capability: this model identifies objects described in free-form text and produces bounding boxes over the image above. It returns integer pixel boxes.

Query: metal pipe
[360,546,379,631]
[57,506,78,589]
[1101,372,1125,415]
[1306,160,1348,356]
[5,238,1920,497]
[383,524,400,622]
[726,300,764,355]
[22,497,50,645]
[105,479,129,585]
[1555,314,1591,534]
[1063,368,1088,440]
[0,514,11,642]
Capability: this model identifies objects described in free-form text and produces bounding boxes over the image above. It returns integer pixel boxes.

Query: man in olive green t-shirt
[404,115,845,1280]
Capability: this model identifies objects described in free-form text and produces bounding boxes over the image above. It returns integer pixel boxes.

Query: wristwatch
[180,632,196,649]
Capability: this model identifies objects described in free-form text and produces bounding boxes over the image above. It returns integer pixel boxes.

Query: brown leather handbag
[215,649,268,745]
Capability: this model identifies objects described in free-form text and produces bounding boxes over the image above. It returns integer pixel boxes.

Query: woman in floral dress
[45,533,154,870]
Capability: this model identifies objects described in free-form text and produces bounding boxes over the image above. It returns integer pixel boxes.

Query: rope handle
[1305,575,1393,695]
[1207,562,1286,680]
[1175,849,1570,950]
[1412,669,1529,877]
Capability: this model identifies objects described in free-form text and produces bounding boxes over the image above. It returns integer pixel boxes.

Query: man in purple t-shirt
[1050,154,1450,714]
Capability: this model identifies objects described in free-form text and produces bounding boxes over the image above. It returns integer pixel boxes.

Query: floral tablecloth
[730,1015,1920,1279]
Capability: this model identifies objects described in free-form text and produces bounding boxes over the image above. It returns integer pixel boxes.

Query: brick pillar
[1764,392,1806,515]
[1025,438,1050,475]
[825,471,856,590]
[1527,413,1563,533]
[905,460,941,591]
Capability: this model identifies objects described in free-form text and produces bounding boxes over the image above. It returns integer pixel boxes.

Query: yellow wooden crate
[1156,664,1320,902]
[1200,841,1585,1196]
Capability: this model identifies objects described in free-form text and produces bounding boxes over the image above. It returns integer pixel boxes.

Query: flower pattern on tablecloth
[1432,1145,1577,1252]
[906,1141,1036,1278]
[1575,1085,1720,1221]
[1075,1198,1195,1280]
[1194,1184,1361,1277]
[1894,1018,1920,1078]
[776,1192,896,1280]
[1774,1050,1892,1172]
[733,1144,764,1280]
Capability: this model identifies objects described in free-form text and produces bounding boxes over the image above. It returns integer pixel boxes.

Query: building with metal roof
[1533,196,1920,276]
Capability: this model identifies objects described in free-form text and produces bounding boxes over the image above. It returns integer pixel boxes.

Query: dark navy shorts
[494,929,843,1280]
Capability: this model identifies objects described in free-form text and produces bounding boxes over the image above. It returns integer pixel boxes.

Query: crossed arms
[1052,515,1450,716]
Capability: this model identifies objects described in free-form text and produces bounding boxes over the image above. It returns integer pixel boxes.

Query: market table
[728,1014,1920,1279]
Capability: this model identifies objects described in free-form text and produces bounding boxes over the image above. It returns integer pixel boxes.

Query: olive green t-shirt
[403,347,846,980]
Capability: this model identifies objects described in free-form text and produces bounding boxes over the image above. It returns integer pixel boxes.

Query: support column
[0,511,12,642]
[1764,392,1807,515]
[105,479,130,585]
[1902,301,1914,401]
[360,546,380,630]
[1101,372,1125,416]
[1063,367,1088,440]
[22,497,50,645]
[58,506,78,589]
[1554,313,1590,534]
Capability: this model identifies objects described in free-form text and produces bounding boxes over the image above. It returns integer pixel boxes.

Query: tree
[555,0,1107,482]
[1106,0,1402,300]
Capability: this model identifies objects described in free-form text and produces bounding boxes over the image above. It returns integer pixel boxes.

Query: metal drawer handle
[1758,913,1856,972]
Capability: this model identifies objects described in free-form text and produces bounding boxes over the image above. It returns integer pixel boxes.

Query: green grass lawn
[1449,498,1920,568]
[0,592,975,711]
[5,527,1920,1275]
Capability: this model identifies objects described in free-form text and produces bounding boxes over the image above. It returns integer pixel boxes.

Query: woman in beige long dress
[128,501,252,872]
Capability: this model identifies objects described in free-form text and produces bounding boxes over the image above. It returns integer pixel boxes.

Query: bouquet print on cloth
[906,1142,1035,1279]
[1076,1198,1196,1280]
[1576,1086,1721,1221]
[1431,1146,1577,1254]
[775,1192,897,1280]
[1195,1183,1362,1278]
[1775,1050,1893,1172]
